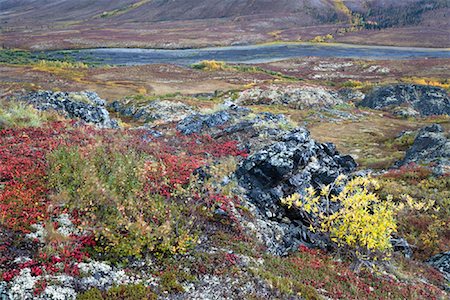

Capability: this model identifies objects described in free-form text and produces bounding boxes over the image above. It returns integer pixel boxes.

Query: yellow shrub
[193,60,227,71]
[282,176,398,266]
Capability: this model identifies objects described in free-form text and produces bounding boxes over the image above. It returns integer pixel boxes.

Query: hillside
[0,0,449,49]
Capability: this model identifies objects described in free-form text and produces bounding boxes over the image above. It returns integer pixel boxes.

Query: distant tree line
[361,0,449,29]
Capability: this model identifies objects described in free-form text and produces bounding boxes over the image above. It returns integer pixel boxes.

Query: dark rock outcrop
[397,124,449,175]
[427,252,450,284]
[359,84,450,116]
[236,127,357,253]
[23,91,118,128]
[177,111,231,135]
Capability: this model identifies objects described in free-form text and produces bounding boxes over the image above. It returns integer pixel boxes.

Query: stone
[359,84,450,116]
[427,252,450,283]
[23,91,118,128]
[177,111,230,135]
[236,127,357,252]
[236,84,344,109]
[109,100,194,124]
[397,124,450,175]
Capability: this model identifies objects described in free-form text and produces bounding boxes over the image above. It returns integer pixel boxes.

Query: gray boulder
[359,84,450,116]
[177,111,231,135]
[24,91,118,128]
[109,99,194,124]
[236,84,344,109]
[397,124,450,175]
[427,252,450,284]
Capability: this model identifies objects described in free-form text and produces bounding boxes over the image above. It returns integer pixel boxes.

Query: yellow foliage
[194,60,227,71]
[281,176,400,263]
[402,77,450,90]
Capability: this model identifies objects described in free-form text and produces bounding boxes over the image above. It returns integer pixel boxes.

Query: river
[47,43,450,66]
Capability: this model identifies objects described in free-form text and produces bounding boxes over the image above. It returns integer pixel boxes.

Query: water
[46,43,450,66]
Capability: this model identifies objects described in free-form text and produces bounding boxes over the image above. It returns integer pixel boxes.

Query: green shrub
[0,103,47,129]
[47,145,196,262]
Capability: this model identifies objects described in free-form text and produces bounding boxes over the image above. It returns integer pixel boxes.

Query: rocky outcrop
[359,84,450,116]
[23,91,118,128]
[109,99,194,124]
[177,111,231,135]
[235,128,357,253]
[397,124,450,175]
[427,252,450,284]
[176,103,357,254]
[235,84,344,109]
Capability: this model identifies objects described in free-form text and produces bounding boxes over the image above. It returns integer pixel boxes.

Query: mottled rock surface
[23,91,118,128]
[109,99,194,124]
[236,84,344,109]
[427,252,450,284]
[397,124,450,175]
[360,84,450,116]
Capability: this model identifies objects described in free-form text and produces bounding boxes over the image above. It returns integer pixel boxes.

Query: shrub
[192,60,227,71]
[0,103,47,129]
[47,145,197,261]
[282,176,398,269]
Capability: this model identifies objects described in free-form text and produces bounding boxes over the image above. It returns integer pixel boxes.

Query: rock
[23,91,118,128]
[236,127,357,252]
[109,100,194,124]
[177,111,231,135]
[359,84,450,116]
[236,84,344,109]
[397,124,450,175]
[427,252,450,283]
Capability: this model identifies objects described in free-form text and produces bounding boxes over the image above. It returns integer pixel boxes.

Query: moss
[77,284,157,300]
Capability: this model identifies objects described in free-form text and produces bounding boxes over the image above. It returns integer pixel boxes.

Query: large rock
[359,84,450,116]
[23,91,118,128]
[109,99,194,124]
[235,84,344,109]
[397,124,450,175]
[427,252,450,284]
[236,127,357,252]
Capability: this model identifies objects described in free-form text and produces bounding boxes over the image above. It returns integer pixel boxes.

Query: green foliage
[0,103,50,129]
[379,172,449,259]
[77,284,157,300]
[47,145,196,262]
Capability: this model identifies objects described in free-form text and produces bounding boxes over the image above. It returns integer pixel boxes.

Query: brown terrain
[1,0,449,50]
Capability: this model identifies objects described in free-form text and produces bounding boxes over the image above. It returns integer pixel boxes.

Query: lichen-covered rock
[397,124,450,175]
[236,84,344,109]
[109,99,194,124]
[427,252,450,284]
[177,111,231,135]
[236,127,357,252]
[359,84,450,116]
[23,91,118,128]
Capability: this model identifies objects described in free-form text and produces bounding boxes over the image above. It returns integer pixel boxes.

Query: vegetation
[0,102,59,129]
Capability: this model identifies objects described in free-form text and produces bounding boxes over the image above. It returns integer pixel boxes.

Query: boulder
[177,111,231,135]
[23,91,118,128]
[397,124,450,175]
[359,84,450,116]
[236,127,357,252]
[109,99,194,124]
[235,84,344,109]
[427,252,450,284]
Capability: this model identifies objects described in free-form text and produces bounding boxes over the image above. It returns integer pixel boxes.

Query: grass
[193,60,301,82]
[0,102,59,129]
